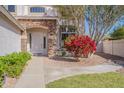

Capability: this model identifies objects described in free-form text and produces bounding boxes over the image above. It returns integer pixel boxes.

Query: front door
[30,31,47,55]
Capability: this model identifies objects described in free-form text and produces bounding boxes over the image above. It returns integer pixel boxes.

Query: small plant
[61,51,66,56]
[64,35,96,61]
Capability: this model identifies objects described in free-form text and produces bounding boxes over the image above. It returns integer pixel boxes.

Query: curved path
[45,64,123,84]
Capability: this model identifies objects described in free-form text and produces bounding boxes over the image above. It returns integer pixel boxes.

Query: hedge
[0,52,31,87]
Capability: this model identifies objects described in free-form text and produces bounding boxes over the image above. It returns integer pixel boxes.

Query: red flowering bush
[64,35,96,59]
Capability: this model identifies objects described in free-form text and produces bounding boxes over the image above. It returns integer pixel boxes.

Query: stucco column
[21,29,27,51]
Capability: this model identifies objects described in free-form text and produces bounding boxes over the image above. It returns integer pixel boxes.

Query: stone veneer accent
[18,19,57,57]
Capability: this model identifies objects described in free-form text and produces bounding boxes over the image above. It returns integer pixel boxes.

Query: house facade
[3,5,59,57]
[0,5,76,57]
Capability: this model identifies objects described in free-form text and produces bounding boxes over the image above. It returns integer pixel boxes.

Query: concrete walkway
[14,56,45,88]
[14,56,123,87]
[45,64,123,84]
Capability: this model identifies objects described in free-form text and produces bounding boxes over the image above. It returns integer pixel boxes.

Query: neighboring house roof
[0,6,25,31]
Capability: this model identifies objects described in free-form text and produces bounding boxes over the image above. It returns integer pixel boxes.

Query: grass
[46,72,124,88]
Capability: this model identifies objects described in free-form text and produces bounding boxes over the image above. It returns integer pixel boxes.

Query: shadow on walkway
[96,52,124,66]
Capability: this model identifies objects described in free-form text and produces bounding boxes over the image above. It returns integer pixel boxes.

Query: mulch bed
[44,54,107,67]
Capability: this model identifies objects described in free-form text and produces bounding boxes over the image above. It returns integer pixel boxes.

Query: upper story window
[8,5,15,12]
[30,7,45,13]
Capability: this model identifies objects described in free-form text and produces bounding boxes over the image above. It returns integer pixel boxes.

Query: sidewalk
[14,56,45,88]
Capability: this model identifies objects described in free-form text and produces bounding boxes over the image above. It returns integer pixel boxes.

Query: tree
[111,27,124,39]
[55,5,85,34]
[55,5,124,45]
[86,5,124,45]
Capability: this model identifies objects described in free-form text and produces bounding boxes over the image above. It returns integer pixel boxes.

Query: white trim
[15,16,58,20]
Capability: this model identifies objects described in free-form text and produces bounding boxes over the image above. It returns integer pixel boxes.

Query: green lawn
[46,72,124,88]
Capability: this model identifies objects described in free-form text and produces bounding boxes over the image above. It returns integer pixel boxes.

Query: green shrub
[0,52,31,87]
[6,65,23,78]
[0,52,31,84]
[4,52,31,77]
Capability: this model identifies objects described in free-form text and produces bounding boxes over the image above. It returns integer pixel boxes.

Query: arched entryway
[19,19,57,57]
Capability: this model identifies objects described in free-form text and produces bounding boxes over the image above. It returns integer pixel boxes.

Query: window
[8,5,15,12]
[43,37,46,49]
[60,25,77,48]
[30,7,45,13]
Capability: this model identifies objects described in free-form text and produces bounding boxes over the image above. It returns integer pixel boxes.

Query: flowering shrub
[64,35,96,58]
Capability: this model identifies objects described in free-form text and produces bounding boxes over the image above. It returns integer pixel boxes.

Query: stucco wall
[103,40,124,57]
[0,14,21,56]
